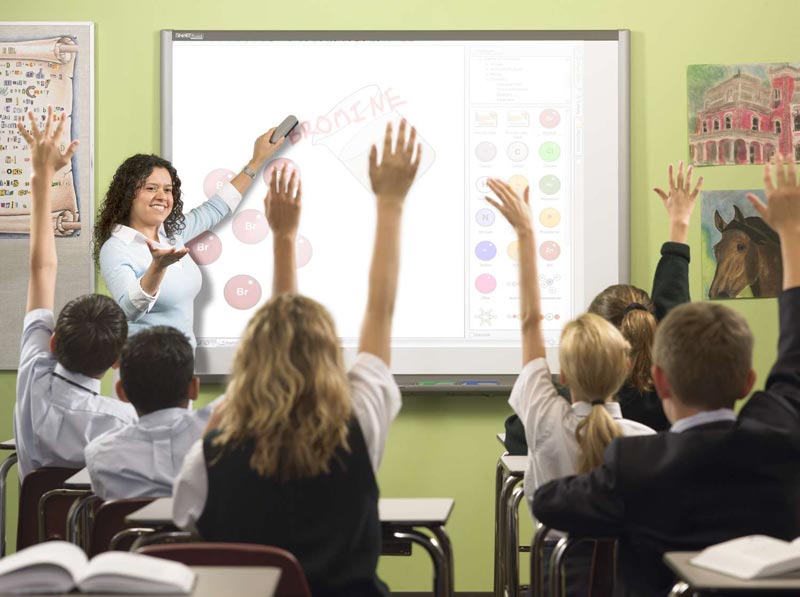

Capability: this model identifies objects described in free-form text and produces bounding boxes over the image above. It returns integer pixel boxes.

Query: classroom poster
[688,62,800,167]
[0,22,94,370]
[701,189,782,300]
[0,31,83,236]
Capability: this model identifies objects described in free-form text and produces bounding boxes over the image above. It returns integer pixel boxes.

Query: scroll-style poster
[0,22,93,370]
[0,31,84,236]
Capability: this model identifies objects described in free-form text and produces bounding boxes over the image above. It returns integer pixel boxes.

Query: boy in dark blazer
[532,155,800,597]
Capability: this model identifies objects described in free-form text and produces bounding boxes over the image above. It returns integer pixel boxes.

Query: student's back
[85,326,215,500]
[14,108,136,479]
[199,420,382,595]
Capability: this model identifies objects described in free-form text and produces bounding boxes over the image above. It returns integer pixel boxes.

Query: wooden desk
[0,438,17,557]
[495,454,527,597]
[127,497,455,597]
[664,552,800,595]
[0,566,281,597]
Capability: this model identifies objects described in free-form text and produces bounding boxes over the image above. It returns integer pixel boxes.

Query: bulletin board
[0,22,93,369]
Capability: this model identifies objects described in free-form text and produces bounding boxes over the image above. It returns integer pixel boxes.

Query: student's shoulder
[85,423,132,459]
[73,393,138,424]
[618,418,658,437]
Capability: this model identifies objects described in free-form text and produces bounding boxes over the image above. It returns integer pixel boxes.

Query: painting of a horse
[707,204,782,299]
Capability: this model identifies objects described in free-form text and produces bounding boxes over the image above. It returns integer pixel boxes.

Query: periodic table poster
[0,22,93,368]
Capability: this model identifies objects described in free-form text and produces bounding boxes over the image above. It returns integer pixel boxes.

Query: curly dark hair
[93,154,185,264]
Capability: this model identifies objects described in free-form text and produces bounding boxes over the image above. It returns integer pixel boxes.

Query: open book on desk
[0,541,195,594]
[691,535,800,580]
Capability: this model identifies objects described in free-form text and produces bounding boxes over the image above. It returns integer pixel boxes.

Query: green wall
[1,0,796,590]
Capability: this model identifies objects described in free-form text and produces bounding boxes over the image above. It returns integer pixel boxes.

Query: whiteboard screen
[162,31,629,376]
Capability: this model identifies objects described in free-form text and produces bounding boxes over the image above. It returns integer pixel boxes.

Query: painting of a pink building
[689,63,800,166]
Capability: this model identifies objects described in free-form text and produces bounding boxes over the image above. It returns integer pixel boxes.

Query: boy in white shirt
[14,107,137,480]
[85,325,219,500]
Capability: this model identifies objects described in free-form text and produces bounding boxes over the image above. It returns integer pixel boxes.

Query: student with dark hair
[14,107,136,480]
[94,127,283,350]
[85,325,220,500]
[504,162,703,453]
[532,154,800,596]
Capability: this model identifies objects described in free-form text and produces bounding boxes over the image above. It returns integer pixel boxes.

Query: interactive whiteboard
[161,30,630,378]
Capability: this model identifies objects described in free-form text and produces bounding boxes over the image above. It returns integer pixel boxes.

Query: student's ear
[652,364,672,402]
[111,359,120,370]
[187,376,200,402]
[559,371,566,386]
[652,364,677,423]
[116,380,130,404]
[49,333,56,354]
[741,368,757,399]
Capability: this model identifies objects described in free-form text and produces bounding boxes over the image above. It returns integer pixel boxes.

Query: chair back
[89,498,155,556]
[137,542,311,597]
[17,467,80,550]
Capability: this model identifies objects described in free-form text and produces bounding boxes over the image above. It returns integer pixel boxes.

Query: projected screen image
[167,33,626,375]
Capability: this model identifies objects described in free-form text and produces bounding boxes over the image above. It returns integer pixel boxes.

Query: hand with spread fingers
[485,178,533,234]
[653,161,703,244]
[368,120,422,204]
[747,154,800,290]
[17,105,79,178]
[265,166,302,241]
[747,153,800,236]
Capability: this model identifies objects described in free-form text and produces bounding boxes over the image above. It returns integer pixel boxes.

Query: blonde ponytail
[575,404,624,473]
[559,313,629,472]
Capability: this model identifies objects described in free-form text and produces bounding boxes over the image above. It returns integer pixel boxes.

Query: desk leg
[429,524,454,597]
[0,453,18,557]
[392,529,450,597]
[505,486,525,597]
[668,581,692,597]
[494,457,507,596]
[67,495,101,549]
[498,474,521,597]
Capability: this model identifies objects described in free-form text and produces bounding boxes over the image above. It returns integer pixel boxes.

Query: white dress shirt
[13,309,137,479]
[172,352,402,530]
[85,396,223,500]
[99,183,242,349]
[508,358,656,514]
[670,408,737,433]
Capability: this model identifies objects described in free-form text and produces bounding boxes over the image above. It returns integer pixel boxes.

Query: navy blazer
[532,287,800,597]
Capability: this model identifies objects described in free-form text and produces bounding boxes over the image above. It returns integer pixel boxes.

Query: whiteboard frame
[161,29,630,389]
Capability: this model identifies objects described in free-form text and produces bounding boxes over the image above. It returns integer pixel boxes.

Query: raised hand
[146,239,189,270]
[368,120,422,203]
[653,161,703,243]
[485,179,532,234]
[17,105,79,177]
[265,167,301,240]
[747,154,800,237]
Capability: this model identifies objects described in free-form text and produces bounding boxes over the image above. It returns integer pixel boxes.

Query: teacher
[93,129,283,349]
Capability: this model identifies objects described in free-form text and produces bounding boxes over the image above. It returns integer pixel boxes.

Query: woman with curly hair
[94,129,283,348]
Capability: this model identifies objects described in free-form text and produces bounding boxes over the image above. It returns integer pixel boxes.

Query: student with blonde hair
[486,178,654,508]
[504,162,703,455]
[487,179,654,594]
[172,121,421,596]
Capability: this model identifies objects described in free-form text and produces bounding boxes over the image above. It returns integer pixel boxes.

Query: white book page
[77,552,195,594]
[691,535,800,579]
[0,541,86,594]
